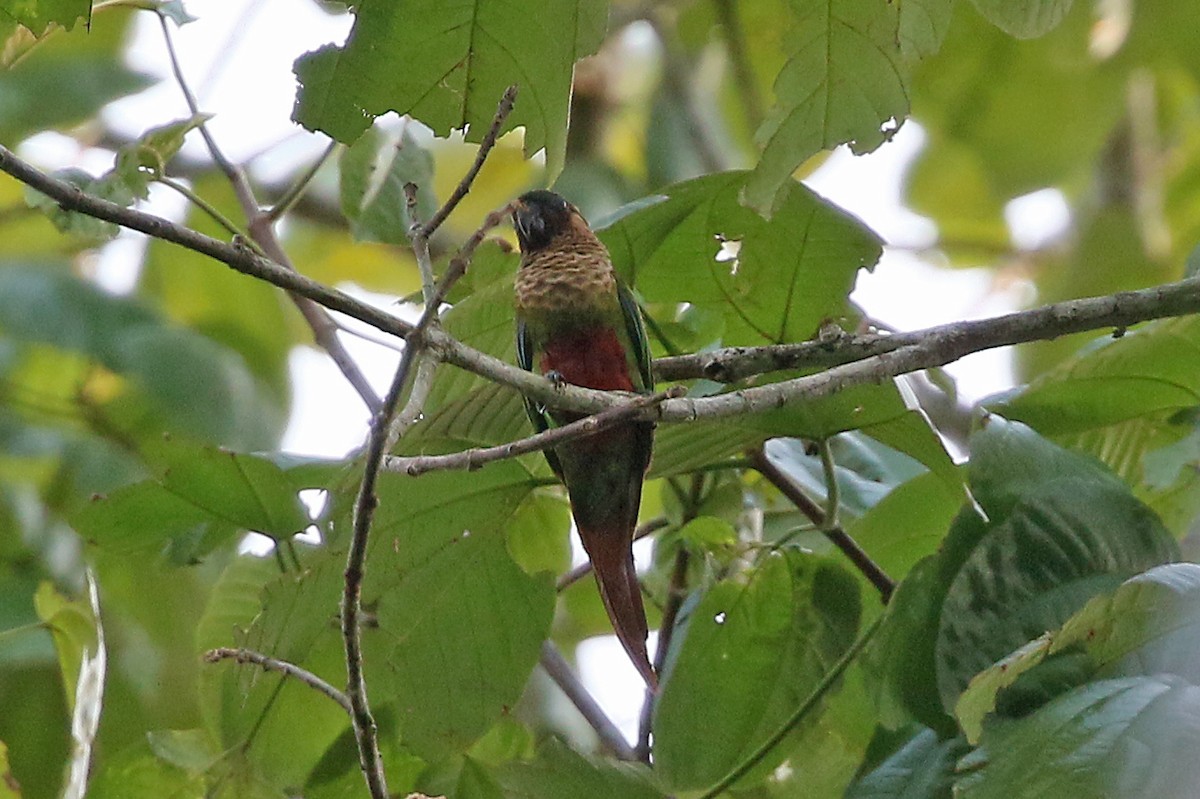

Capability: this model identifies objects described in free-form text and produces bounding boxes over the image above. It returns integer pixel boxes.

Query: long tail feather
[580,523,657,688]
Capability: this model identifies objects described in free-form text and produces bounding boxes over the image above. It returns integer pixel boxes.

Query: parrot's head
[512,190,579,253]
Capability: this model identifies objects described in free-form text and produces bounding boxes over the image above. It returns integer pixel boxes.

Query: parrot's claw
[545,370,566,390]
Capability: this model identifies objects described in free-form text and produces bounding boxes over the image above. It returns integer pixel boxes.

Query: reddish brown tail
[579,522,657,689]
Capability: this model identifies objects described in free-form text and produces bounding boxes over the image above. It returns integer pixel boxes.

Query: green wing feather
[516,318,564,478]
[617,282,653,393]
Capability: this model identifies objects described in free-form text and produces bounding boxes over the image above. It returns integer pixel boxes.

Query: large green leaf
[742,0,911,215]
[0,9,151,144]
[989,317,1200,436]
[376,531,553,760]
[653,550,861,791]
[292,0,608,178]
[71,441,312,559]
[602,171,881,347]
[0,266,283,450]
[957,676,1200,799]
[871,418,1176,730]
[956,563,1200,741]
[242,461,548,763]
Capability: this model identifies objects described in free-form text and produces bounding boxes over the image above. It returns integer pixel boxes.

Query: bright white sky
[33,0,1072,742]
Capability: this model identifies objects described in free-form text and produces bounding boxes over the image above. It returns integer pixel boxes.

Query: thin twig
[818,439,841,532]
[539,641,638,761]
[556,518,670,592]
[421,86,518,238]
[695,615,884,799]
[751,447,895,603]
[7,144,1200,422]
[265,140,338,223]
[203,647,352,715]
[157,175,256,246]
[160,15,381,413]
[384,388,685,476]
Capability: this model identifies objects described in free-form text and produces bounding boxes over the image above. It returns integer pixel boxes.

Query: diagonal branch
[750,446,895,602]
[421,85,518,238]
[539,641,638,761]
[203,647,352,715]
[160,17,381,412]
[384,387,685,476]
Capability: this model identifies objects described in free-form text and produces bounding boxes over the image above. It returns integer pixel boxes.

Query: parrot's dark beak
[512,200,546,253]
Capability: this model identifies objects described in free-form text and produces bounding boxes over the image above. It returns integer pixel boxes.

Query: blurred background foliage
[1,0,1200,797]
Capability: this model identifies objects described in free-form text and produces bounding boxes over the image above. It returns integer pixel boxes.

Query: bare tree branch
[340,75,516,790]
[750,446,895,603]
[384,387,685,476]
[539,641,638,761]
[421,86,518,238]
[160,17,382,413]
[203,647,352,715]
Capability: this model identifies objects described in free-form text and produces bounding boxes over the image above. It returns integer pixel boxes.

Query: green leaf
[846,726,964,799]
[339,124,435,245]
[989,317,1200,435]
[742,0,909,215]
[0,16,153,144]
[241,462,545,763]
[956,563,1200,741]
[0,0,90,36]
[956,677,1200,799]
[934,418,1176,710]
[496,738,663,799]
[602,171,882,346]
[113,113,213,192]
[967,0,1074,38]
[32,580,97,710]
[0,266,284,449]
[653,550,861,791]
[292,0,609,178]
[24,167,135,241]
[370,464,552,759]
[72,441,311,558]
[871,418,1177,730]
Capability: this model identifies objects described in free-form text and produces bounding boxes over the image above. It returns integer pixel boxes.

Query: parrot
[511,189,658,688]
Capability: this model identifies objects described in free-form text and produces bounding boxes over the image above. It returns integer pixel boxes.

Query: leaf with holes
[292,0,608,178]
[653,550,861,791]
[742,0,911,215]
[602,171,881,347]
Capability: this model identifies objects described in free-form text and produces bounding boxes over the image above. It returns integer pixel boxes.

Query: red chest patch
[540,327,635,391]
